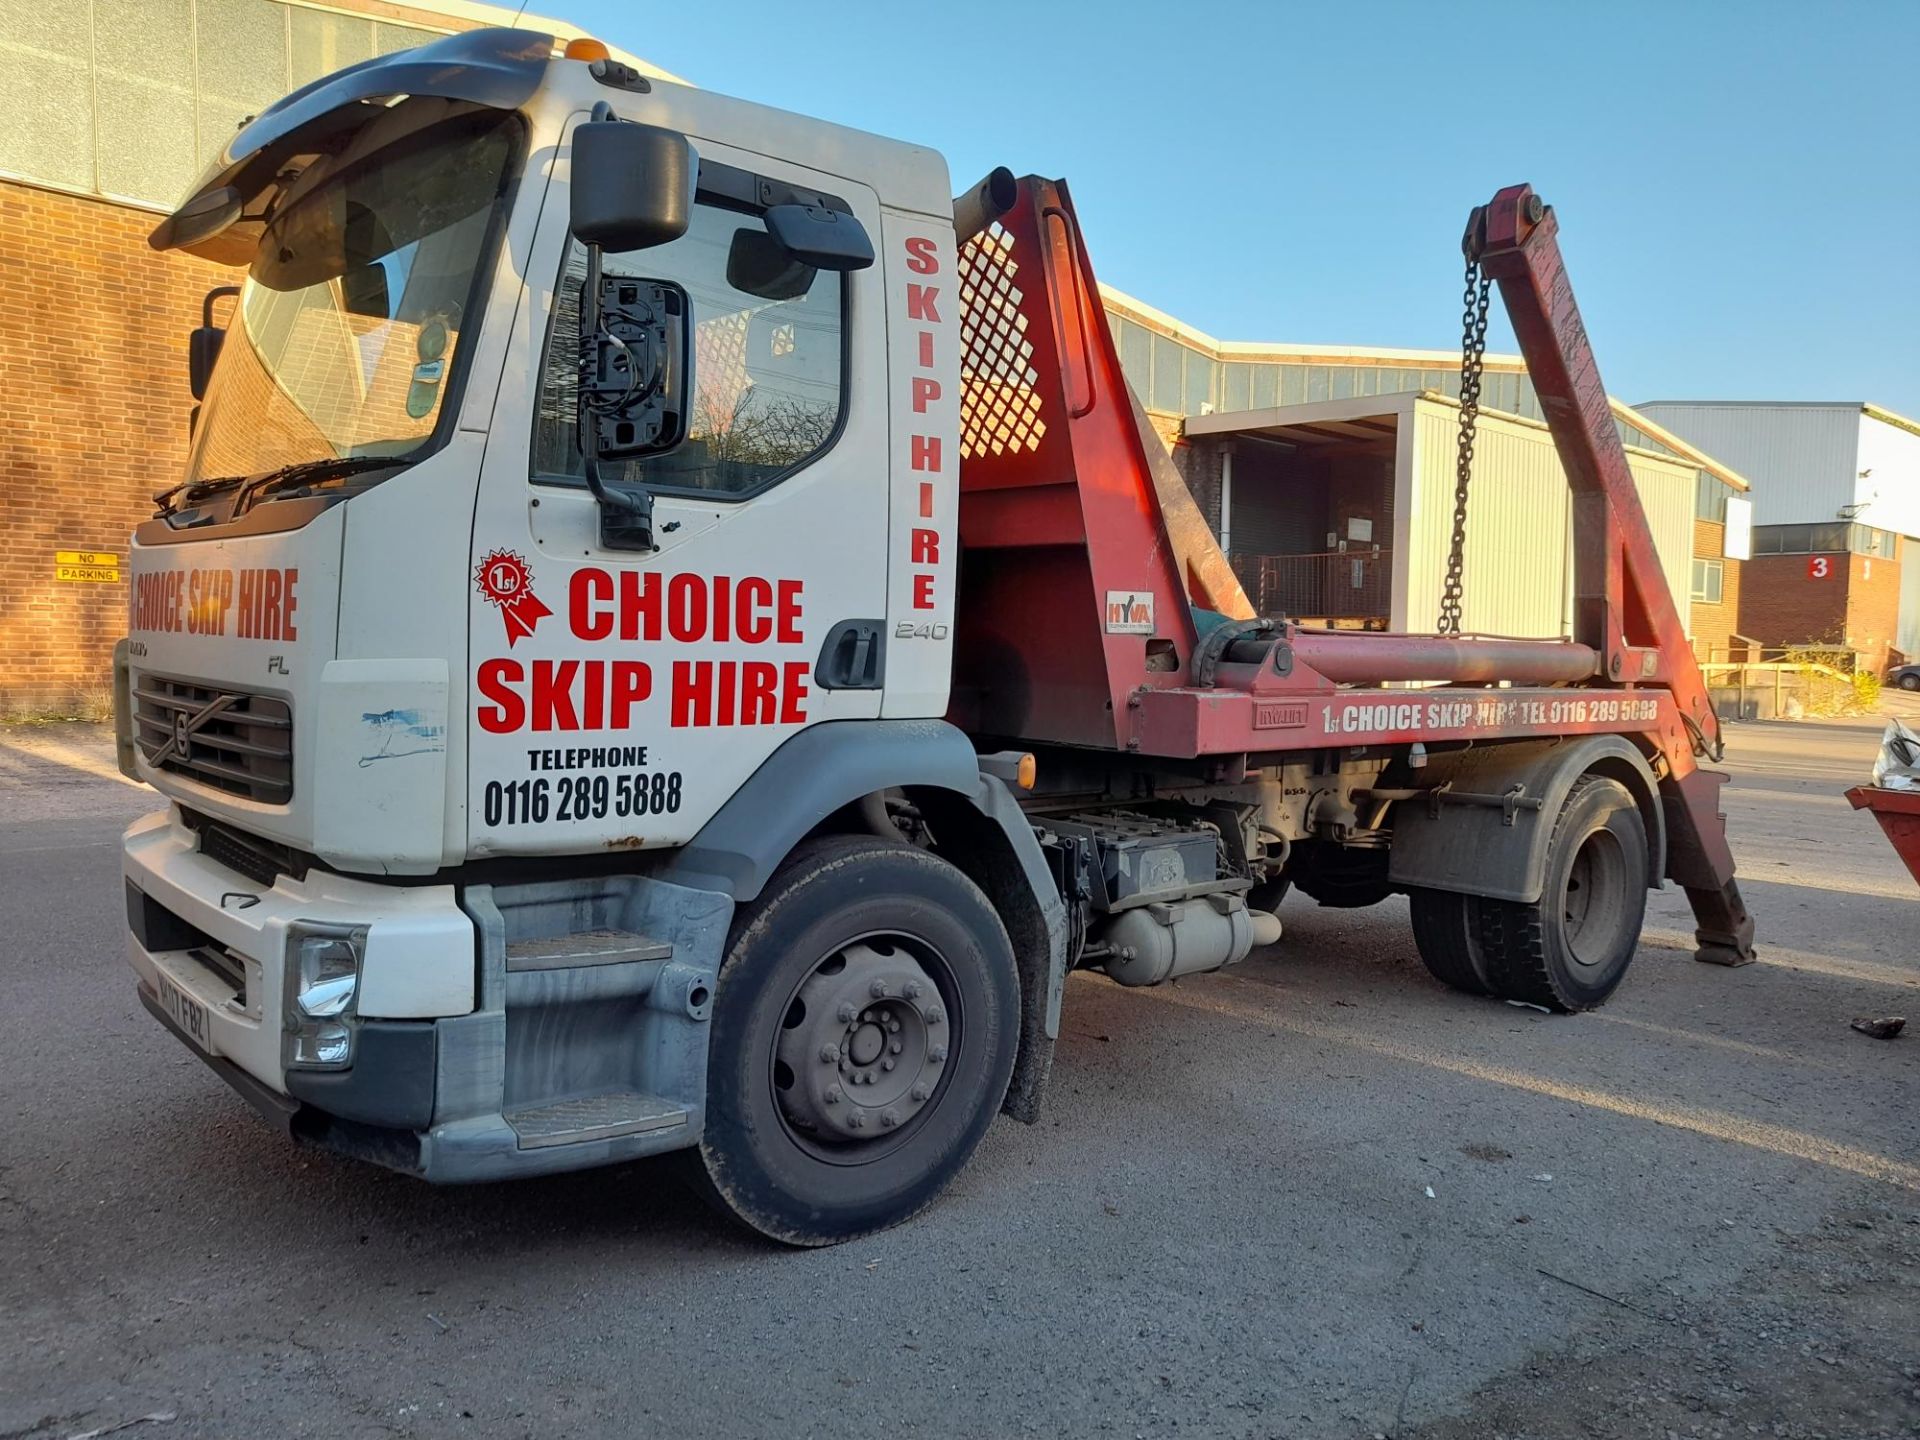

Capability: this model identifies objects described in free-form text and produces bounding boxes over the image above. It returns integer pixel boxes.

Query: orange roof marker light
[563,37,610,62]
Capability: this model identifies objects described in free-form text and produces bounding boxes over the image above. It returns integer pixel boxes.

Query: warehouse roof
[1102,285,1750,492]
[1101,285,1530,373]
[1185,391,1713,477]
[1635,399,1920,441]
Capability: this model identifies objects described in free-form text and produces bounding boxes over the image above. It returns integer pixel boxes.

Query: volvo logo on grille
[151,693,237,768]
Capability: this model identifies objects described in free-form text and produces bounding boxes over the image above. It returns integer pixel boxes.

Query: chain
[1438,258,1492,635]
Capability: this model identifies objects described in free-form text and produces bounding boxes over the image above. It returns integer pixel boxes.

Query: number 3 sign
[1808,555,1833,579]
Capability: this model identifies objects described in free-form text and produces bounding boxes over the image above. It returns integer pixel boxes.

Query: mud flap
[1389,735,1664,904]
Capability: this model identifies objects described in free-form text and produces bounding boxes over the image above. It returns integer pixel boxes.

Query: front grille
[184,810,307,888]
[133,674,293,803]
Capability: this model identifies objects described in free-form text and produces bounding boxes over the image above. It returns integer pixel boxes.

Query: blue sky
[567,0,1919,414]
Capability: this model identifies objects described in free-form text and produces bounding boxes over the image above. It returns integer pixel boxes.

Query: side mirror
[188,285,241,402]
[763,203,874,272]
[570,120,693,254]
[580,273,691,460]
[577,266,693,552]
[726,227,815,302]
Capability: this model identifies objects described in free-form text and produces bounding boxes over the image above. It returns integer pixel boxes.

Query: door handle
[814,620,885,690]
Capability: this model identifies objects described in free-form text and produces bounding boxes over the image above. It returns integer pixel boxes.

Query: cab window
[532,200,847,497]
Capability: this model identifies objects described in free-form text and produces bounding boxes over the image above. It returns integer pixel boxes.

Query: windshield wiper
[237,455,408,508]
[152,474,249,518]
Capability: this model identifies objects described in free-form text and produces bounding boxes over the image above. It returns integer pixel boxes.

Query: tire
[1477,774,1648,1012]
[1408,888,1493,996]
[689,835,1020,1246]
[1900,673,1920,692]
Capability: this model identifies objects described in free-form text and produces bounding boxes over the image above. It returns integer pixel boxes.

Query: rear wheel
[690,835,1019,1246]
[1408,888,1493,996]
[1900,672,1920,691]
[1477,774,1648,1011]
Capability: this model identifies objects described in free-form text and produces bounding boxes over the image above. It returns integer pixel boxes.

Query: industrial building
[1102,288,1753,652]
[1634,401,1920,669]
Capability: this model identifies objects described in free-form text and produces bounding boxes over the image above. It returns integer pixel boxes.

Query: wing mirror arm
[187,285,241,433]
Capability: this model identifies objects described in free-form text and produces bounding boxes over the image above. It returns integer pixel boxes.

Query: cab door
[465,127,887,858]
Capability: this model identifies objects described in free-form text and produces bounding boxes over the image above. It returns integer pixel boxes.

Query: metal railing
[1694,640,1877,719]
[1229,548,1393,622]
[1693,638,1864,672]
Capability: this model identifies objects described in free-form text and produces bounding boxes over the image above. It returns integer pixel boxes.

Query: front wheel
[1476,774,1648,1011]
[1900,673,1920,692]
[690,835,1020,1245]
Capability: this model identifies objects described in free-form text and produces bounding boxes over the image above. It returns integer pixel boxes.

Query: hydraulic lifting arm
[1472,185,1755,965]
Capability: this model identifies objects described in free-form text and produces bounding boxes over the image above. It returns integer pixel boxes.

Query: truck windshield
[186,107,520,487]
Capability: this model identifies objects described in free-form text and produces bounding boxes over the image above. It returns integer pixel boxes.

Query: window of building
[1182,346,1212,415]
[1854,524,1897,558]
[1752,522,1893,556]
[1221,361,1252,414]
[1693,471,1731,523]
[1113,316,1151,401]
[1148,331,1184,413]
[0,0,442,209]
[1691,557,1724,605]
[533,201,847,500]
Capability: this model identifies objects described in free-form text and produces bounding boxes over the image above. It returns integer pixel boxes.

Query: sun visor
[150,25,553,260]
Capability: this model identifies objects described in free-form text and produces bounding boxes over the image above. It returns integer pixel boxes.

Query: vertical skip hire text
[903,235,944,612]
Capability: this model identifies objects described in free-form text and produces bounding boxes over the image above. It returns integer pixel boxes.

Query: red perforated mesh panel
[957,222,1046,460]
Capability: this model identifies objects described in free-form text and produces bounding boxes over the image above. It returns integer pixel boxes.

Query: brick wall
[1739,553,1850,651]
[1846,549,1903,672]
[1735,548,1902,669]
[1,180,225,714]
[1689,518,1743,655]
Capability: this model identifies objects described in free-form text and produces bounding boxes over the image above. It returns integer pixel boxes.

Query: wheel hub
[1563,828,1628,969]
[775,940,949,1142]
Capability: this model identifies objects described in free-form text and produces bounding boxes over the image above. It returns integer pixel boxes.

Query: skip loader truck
[117,27,1756,1244]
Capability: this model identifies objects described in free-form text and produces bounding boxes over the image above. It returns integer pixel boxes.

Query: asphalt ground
[2,712,1916,1440]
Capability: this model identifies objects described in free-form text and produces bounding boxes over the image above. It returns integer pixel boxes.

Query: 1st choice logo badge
[475,549,553,647]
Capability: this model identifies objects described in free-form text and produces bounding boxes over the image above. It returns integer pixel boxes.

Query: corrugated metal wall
[1397,400,1694,638]
[1634,403,1862,528]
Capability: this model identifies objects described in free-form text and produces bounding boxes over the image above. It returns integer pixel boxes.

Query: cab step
[505,928,673,971]
[504,1091,689,1149]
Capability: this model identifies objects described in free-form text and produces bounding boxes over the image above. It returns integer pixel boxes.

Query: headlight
[284,923,367,1070]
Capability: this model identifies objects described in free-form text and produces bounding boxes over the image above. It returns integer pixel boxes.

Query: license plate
[159,975,216,1054]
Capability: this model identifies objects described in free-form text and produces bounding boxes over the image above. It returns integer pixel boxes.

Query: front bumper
[123,808,722,1182]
